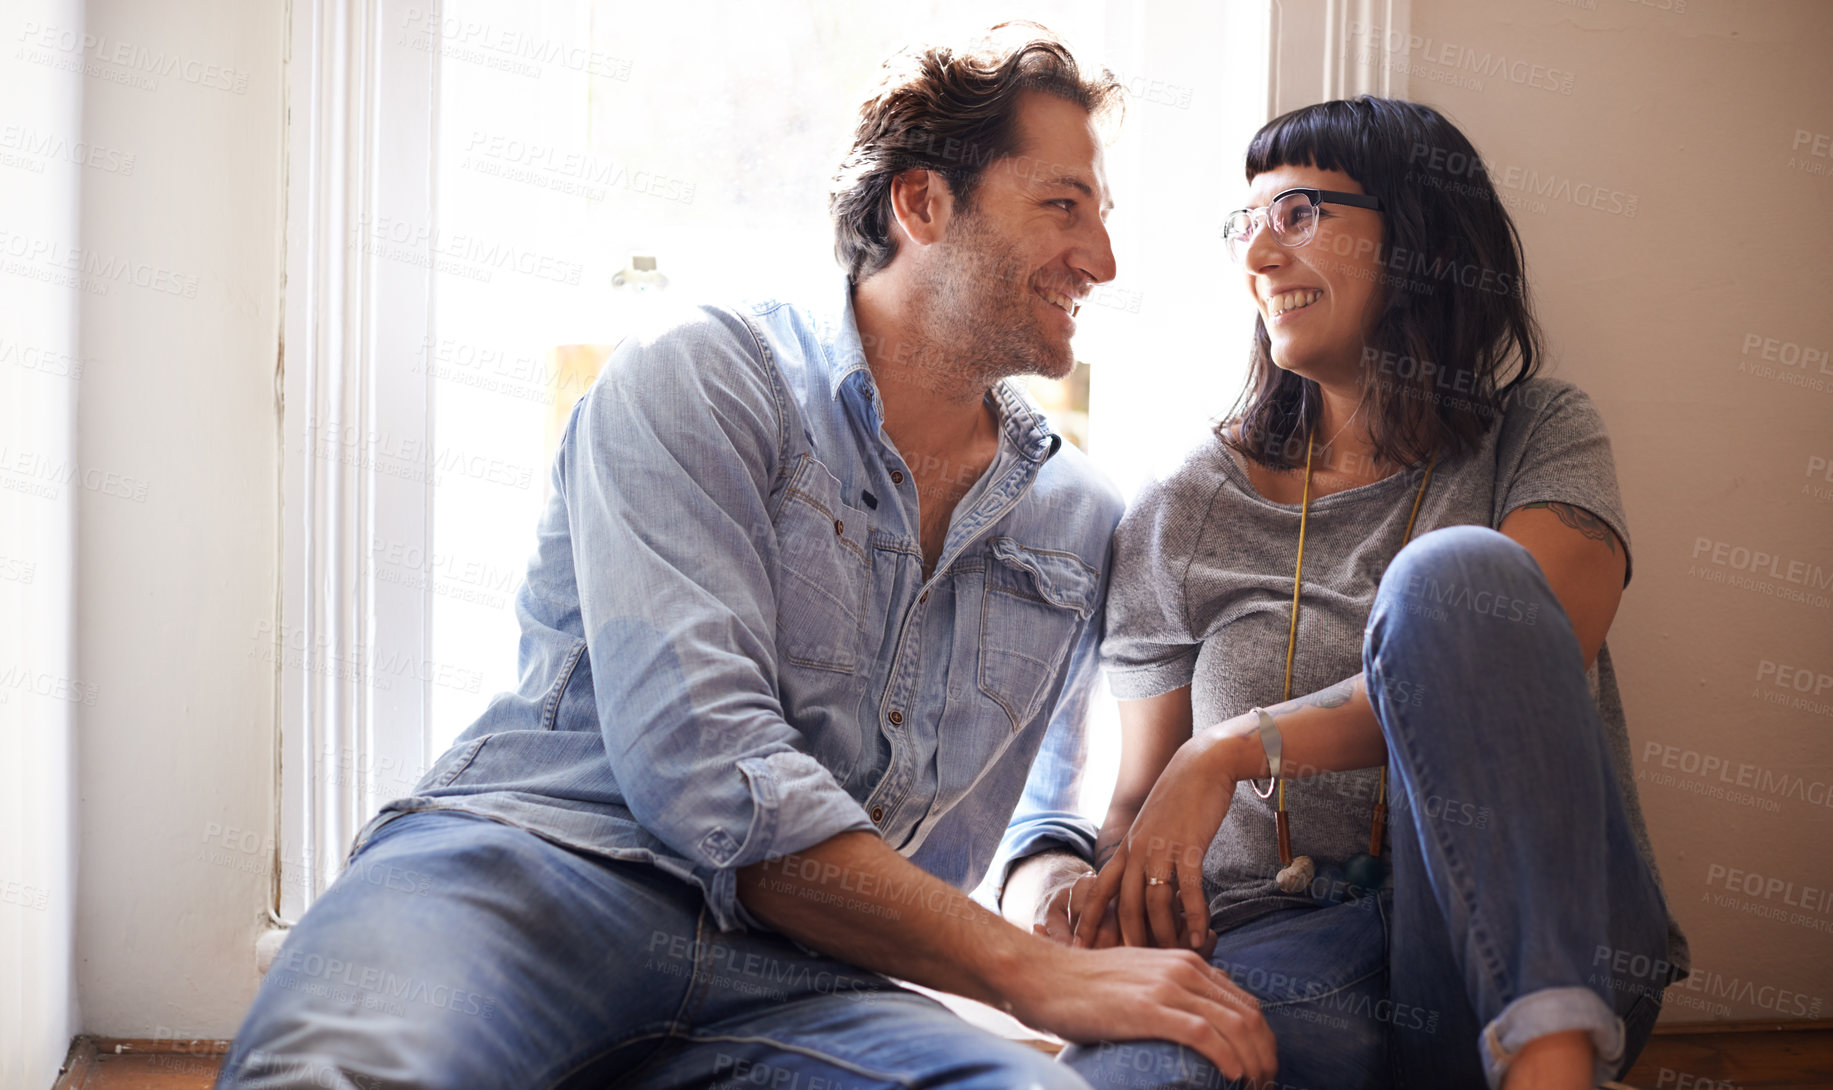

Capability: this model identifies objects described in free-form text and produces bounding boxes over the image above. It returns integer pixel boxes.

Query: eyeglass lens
[1224,191,1319,261]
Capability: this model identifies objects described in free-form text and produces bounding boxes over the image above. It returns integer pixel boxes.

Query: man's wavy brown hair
[830,23,1123,285]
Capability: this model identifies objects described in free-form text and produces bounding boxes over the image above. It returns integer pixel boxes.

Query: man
[216,25,1273,1089]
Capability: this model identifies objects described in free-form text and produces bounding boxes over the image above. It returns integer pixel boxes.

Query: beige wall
[1385,0,1833,1024]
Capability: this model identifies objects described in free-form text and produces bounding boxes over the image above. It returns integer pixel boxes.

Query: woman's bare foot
[1502,1029,1596,1090]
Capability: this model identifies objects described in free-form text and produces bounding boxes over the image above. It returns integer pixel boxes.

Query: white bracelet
[1250,706,1281,799]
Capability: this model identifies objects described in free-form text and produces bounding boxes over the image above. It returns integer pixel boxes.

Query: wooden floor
[52,1027,1833,1088]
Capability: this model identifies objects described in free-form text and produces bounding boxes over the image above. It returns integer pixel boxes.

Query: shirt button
[890,470,905,485]
[833,519,844,535]
[870,805,885,824]
[887,709,904,726]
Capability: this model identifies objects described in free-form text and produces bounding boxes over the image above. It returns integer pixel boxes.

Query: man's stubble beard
[914,210,1076,397]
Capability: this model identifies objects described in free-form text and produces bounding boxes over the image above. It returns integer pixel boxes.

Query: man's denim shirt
[352,283,1124,932]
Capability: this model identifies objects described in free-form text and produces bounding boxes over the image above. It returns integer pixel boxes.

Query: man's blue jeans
[1064,526,1673,1089]
[213,806,1087,1089]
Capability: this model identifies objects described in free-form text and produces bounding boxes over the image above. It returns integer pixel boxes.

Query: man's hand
[740,832,1275,1083]
[1001,850,1095,943]
[1006,940,1278,1085]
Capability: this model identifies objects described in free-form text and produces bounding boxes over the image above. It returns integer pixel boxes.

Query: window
[279,0,1300,918]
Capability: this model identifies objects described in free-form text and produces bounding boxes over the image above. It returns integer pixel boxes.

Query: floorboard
[50,1027,1833,1088]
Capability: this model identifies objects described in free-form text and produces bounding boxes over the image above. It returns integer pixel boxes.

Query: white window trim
[273,0,443,925]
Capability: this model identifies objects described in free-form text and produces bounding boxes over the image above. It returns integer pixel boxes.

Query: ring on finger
[1145,875,1171,886]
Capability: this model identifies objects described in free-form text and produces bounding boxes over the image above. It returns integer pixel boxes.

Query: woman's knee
[1385,526,1539,600]
[1369,525,1565,654]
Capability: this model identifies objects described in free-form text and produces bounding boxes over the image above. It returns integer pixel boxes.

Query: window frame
[275,0,442,922]
[270,0,1408,923]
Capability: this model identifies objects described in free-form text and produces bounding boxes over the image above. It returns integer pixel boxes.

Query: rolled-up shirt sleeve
[988,578,1106,903]
[560,306,875,930]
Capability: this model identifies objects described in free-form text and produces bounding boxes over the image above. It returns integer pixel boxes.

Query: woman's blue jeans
[1063,525,1673,1089]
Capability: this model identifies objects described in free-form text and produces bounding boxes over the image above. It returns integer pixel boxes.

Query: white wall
[69,0,284,1038]
[0,0,86,1082]
[1394,0,1833,1023]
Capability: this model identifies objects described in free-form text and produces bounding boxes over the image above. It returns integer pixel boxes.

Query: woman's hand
[1074,720,1258,952]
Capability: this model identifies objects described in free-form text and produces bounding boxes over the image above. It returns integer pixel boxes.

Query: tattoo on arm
[1094,838,1121,868]
[1270,679,1355,718]
[1522,501,1618,555]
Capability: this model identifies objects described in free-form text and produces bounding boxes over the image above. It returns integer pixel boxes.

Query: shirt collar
[821,280,1061,464]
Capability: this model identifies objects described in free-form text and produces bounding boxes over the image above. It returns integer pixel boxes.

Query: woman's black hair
[1221,96,1542,470]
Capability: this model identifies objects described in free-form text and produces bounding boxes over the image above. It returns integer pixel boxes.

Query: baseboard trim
[51,1035,229,1090]
[49,1037,97,1090]
[1653,1015,1833,1036]
[88,1035,231,1055]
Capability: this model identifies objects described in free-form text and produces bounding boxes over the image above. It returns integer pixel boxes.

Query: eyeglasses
[1220,188,1385,262]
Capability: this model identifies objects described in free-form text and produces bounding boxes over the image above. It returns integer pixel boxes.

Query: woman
[1056,98,1687,1090]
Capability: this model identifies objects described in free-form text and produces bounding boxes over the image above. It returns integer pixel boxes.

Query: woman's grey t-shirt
[1102,377,1689,973]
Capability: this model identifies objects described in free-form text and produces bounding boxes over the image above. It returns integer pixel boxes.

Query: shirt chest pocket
[977,537,1099,732]
[772,453,873,674]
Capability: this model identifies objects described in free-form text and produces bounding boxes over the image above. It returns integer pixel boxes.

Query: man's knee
[218,1047,399,1090]
[219,1023,492,1090]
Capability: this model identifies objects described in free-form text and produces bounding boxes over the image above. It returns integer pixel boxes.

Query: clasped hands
[1031,715,1262,955]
